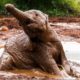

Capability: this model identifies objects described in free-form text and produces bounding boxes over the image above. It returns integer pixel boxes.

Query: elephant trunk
[5,4,30,21]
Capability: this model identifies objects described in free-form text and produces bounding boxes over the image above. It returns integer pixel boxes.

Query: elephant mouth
[26,19,33,25]
[20,19,34,26]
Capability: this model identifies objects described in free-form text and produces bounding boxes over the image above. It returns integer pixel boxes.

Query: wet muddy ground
[0,17,80,79]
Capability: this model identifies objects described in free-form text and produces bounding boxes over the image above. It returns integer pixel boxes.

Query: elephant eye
[35,13,38,16]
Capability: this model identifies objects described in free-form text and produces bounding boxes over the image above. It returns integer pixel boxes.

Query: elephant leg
[0,52,14,70]
[32,43,64,76]
[58,42,71,75]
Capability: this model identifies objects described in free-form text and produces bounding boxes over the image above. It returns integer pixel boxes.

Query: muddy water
[9,69,61,78]
[62,41,80,63]
[52,22,80,29]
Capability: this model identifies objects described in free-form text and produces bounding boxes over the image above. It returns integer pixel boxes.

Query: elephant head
[5,4,50,39]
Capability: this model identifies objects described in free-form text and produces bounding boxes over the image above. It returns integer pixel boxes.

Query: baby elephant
[0,4,72,78]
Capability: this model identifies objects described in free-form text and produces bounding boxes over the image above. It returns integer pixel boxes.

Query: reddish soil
[52,26,80,38]
[49,17,80,22]
[49,17,80,42]
[0,17,20,29]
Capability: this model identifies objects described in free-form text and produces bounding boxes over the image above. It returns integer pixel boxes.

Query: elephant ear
[44,13,49,30]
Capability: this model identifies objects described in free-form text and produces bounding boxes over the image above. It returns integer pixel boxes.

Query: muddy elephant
[0,4,72,78]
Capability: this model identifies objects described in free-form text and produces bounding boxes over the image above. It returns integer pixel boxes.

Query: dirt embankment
[49,17,80,22]
[49,17,80,42]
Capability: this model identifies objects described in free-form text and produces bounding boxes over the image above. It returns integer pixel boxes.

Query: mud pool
[62,41,80,63]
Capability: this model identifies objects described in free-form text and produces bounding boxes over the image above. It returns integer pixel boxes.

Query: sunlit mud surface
[51,22,80,29]
[9,69,61,78]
